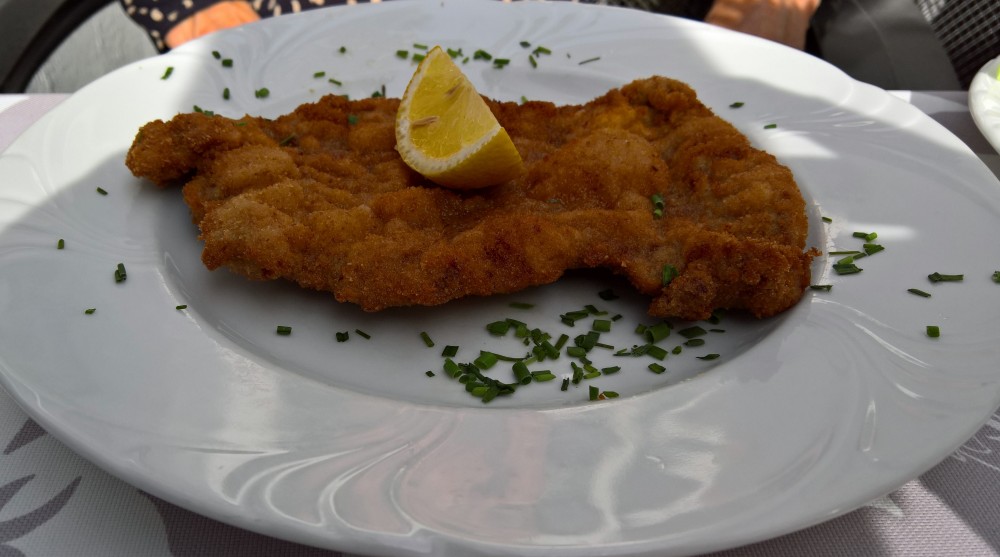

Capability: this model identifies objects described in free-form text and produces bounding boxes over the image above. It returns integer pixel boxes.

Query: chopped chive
[276,325,292,335]
[473,49,492,61]
[519,41,531,48]
[441,345,459,358]
[339,46,347,53]
[554,334,570,351]
[84,308,96,315]
[419,331,434,347]
[589,385,599,400]
[646,345,669,360]
[907,288,931,298]
[672,345,683,355]
[512,361,531,384]
[425,370,436,377]
[863,243,884,255]
[493,58,511,69]
[114,262,127,283]
[486,320,511,335]
[355,329,371,339]
[829,250,861,255]
[928,272,963,283]
[446,47,463,58]
[578,56,600,65]
[729,101,744,108]
[810,284,833,291]
[644,322,671,343]
[697,354,721,360]
[474,351,499,370]
[661,264,679,286]
[603,391,619,399]
[161,66,174,80]
[532,371,557,382]
[222,58,233,67]
[313,71,326,78]
[254,87,270,98]
[335,331,350,342]
[328,78,343,86]
[413,43,428,50]
[648,363,666,374]
[443,358,462,378]
[852,231,878,241]
[96,187,108,195]
[821,216,833,223]
[601,366,620,375]
[528,54,538,68]
[764,123,777,129]
[57,239,65,249]
[678,326,707,339]
[222,87,230,100]
[592,319,612,332]
[175,304,188,310]
[532,46,551,56]
[926,325,940,338]
[396,49,409,59]
[993,271,1000,283]
[833,262,862,275]
[212,51,221,59]
[560,377,570,391]
[684,338,705,347]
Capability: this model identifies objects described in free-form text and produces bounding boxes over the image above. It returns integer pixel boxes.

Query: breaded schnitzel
[125,77,815,320]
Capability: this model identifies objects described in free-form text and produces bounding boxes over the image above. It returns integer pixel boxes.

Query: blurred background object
[0,0,156,93]
[0,0,996,94]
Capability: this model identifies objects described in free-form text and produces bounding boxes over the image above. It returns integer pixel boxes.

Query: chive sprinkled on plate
[355,328,371,339]
[254,87,270,98]
[336,331,350,342]
[161,66,174,80]
[222,58,233,68]
[764,123,777,129]
[578,57,600,65]
[175,304,188,310]
[928,272,963,283]
[114,263,127,283]
[57,239,65,250]
[84,308,96,315]
[729,101,744,108]
[810,284,833,291]
[96,186,108,195]
[420,331,434,347]
[926,325,941,338]
[907,288,931,298]
[276,325,292,335]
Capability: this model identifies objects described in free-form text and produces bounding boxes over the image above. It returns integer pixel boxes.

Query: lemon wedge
[395,46,524,189]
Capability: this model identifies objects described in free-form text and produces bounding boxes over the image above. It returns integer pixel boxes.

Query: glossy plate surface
[970,54,1000,154]
[3,2,1000,555]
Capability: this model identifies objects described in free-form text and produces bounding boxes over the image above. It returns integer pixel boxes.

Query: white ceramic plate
[3,2,1000,555]
[970,54,1000,154]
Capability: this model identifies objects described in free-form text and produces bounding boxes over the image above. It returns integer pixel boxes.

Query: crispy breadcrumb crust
[126,77,815,320]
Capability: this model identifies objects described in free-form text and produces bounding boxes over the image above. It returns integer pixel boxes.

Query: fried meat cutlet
[125,77,815,320]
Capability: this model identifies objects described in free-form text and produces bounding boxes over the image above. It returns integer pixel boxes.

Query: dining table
[1,87,999,557]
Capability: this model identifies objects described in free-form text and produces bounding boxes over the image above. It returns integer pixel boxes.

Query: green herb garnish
[928,272,963,283]
[276,325,292,335]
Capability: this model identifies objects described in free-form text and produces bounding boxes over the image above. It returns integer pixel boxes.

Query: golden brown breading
[125,77,815,320]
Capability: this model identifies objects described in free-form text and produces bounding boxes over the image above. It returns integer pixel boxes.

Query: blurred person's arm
[166,1,260,48]
[706,0,821,50]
